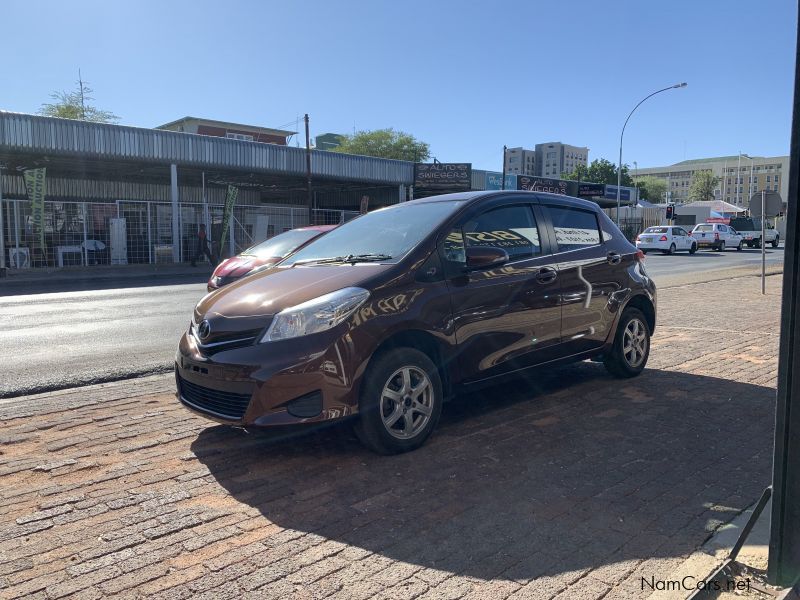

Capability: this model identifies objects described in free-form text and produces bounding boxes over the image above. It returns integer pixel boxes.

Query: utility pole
[78,69,86,119]
[501,145,507,190]
[305,114,313,223]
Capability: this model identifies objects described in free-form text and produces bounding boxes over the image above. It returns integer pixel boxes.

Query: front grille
[191,325,263,354]
[178,375,252,420]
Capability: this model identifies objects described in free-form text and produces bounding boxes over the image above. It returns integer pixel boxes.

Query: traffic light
[665,204,675,220]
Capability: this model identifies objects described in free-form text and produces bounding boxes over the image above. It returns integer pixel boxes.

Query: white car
[690,223,744,252]
[636,226,698,255]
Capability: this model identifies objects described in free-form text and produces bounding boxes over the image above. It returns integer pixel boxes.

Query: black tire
[689,243,697,255]
[737,241,743,251]
[772,236,780,248]
[604,307,651,378]
[754,238,761,249]
[717,241,726,252]
[668,243,676,255]
[353,347,443,454]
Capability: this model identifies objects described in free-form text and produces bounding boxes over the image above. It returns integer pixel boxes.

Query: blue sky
[0,0,796,171]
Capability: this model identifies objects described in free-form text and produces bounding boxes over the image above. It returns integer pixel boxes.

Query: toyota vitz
[176,191,656,454]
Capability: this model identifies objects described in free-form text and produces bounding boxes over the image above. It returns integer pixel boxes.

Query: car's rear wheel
[354,348,443,454]
[772,236,780,248]
[604,307,650,378]
[667,243,676,255]
[689,243,697,254]
[717,241,726,252]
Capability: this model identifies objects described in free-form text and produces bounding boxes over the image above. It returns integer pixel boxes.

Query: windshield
[243,229,322,259]
[283,200,465,265]
[644,227,669,233]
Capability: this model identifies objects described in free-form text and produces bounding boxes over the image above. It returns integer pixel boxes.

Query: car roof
[404,190,602,211]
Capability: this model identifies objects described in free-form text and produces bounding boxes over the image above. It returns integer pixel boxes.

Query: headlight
[262,287,370,342]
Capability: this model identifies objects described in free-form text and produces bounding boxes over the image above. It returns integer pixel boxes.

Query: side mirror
[465,246,509,271]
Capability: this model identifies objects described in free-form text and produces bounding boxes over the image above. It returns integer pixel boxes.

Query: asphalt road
[0,246,785,398]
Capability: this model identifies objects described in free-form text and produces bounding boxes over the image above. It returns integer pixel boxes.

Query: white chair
[82,240,107,265]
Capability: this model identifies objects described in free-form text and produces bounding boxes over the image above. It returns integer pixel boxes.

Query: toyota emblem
[197,320,211,340]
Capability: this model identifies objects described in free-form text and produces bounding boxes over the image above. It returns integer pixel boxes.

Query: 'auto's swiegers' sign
[516,176,569,195]
[414,163,472,191]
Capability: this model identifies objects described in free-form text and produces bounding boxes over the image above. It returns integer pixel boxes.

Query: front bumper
[175,326,364,428]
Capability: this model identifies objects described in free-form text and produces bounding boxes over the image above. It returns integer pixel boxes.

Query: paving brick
[0,276,781,600]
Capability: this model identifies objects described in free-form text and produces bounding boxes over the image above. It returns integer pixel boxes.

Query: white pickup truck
[728,217,780,248]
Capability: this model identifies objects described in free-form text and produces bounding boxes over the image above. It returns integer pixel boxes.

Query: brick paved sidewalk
[0,276,781,600]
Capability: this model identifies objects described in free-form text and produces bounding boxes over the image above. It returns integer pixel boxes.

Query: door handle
[607,252,622,265]
[535,267,557,284]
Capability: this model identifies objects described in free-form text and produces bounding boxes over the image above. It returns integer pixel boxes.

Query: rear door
[442,199,563,383]
[540,201,623,356]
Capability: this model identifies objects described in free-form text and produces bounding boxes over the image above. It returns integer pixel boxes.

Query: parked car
[207,225,336,291]
[635,226,697,255]
[690,223,744,251]
[177,191,656,454]
[728,217,780,248]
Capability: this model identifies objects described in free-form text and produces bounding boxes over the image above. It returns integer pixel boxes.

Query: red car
[207,225,336,291]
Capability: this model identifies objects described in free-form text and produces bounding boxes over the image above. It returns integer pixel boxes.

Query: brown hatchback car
[176,191,656,454]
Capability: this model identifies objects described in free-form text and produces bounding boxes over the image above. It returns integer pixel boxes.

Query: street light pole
[617,82,687,225]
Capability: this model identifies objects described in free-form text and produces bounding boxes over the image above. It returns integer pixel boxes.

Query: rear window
[645,227,669,233]
[546,205,602,252]
[694,224,713,232]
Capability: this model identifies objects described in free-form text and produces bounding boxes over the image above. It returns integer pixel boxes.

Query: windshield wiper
[293,253,393,266]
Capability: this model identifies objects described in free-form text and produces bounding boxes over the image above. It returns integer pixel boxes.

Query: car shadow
[191,362,775,582]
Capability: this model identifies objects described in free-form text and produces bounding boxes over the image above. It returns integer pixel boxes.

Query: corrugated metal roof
[0,111,414,185]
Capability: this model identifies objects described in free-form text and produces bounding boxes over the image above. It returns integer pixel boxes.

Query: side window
[719,225,728,233]
[546,205,602,252]
[462,205,541,261]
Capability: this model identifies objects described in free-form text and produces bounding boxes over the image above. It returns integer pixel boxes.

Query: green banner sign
[24,168,47,251]
[218,185,238,257]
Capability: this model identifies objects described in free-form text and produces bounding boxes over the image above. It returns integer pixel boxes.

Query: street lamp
[617,82,687,224]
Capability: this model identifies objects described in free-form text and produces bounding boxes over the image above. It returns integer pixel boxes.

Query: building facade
[504,142,588,178]
[504,147,538,175]
[634,155,789,207]
[157,116,296,146]
[535,142,589,178]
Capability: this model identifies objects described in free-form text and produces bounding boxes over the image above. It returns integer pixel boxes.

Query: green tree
[688,170,720,202]
[562,158,634,186]
[38,76,119,123]
[635,176,667,202]
[332,128,430,161]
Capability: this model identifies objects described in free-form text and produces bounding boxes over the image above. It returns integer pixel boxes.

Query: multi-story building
[504,142,588,177]
[157,116,296,145]
[634,155,789,207]
[504,147,538,176]
[535,142,589,177]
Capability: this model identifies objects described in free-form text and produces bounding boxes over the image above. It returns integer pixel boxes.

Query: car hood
[195,263,393,325]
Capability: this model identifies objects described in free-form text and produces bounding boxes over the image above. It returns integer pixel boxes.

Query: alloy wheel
[622,318,648,368]
[380,366,434,440]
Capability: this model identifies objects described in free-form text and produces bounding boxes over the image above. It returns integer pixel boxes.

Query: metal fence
[604,207,664,242]
[1,200,358,269]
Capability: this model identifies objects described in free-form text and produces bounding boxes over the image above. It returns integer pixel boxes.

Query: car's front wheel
[604,307,651,378]
[737,241,743,251]
[354,348,443,454]
[772,236,780,248]
[689,243,697,254]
